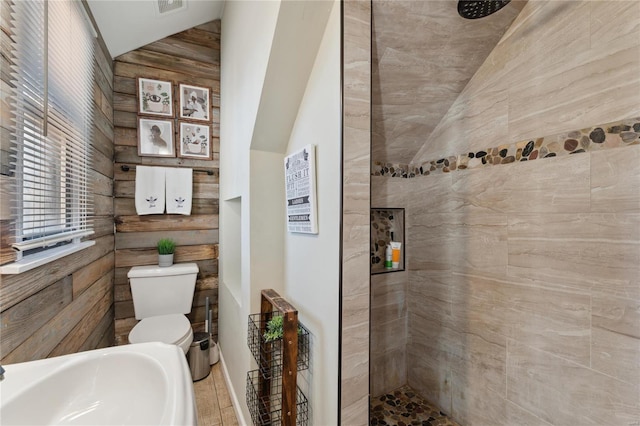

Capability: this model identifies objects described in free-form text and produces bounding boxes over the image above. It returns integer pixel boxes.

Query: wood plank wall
[0,1,116,364]
[112,21,221,345]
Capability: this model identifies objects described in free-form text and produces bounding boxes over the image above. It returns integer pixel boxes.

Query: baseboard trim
[218,346,247,425]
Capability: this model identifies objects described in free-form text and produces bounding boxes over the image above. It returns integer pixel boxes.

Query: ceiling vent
[156,0,187,16]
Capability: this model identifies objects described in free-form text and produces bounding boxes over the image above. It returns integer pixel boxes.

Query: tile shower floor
[370,386,460,426]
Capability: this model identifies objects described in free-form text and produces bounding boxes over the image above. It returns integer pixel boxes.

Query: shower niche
[370,208,405,274]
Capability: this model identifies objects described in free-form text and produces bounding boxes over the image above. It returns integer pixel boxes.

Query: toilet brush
[204,296,219,364]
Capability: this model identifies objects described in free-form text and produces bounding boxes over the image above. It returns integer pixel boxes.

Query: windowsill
[0,240,95,275]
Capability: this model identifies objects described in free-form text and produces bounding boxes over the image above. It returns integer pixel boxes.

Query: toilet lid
[129,314,192,345]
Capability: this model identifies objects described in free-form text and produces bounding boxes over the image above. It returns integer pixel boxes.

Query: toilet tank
[128,263,199,319]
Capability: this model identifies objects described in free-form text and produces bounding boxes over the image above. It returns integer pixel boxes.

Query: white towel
[135,166,166,215]
[165,168,192,215]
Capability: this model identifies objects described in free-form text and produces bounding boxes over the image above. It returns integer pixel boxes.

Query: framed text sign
[284,145,318,234]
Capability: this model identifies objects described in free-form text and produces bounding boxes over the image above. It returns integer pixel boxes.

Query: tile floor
[193,362,239,425]
[370,386,459,426]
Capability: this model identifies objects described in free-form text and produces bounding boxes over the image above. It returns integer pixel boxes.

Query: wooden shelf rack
[246,289,309,426]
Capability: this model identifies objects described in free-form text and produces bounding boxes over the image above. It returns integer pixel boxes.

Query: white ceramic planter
[158,254,174,267]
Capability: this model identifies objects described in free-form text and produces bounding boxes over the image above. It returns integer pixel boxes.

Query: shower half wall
[370,1,640,425]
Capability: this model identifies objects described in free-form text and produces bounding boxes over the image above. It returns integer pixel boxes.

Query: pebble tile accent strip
[370,386,460,426]
[372,118,640,178]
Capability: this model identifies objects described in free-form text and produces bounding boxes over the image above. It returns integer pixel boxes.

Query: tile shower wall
[370,1,640,424]
[373,142,640,425]
[424,148,639,425]
[371,178,411,397]
[341,1,372,424]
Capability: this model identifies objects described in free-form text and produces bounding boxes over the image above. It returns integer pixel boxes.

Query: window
[3,0,96,273]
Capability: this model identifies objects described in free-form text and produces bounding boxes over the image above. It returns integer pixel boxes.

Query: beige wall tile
[371,316,406,355]
[451,154,591,214]
[590,1,640,52]
[504,400,553,426]
[407,270,452,322]
[372,0,522,164]
[592,327,640,386]
[371,271,407,324]
[370,271,408,396]
[509,212,640,241]
[403,173,458,214]
[410,0,640,164]
[450,332,507,399]
[451,387,553,426]
[507,340,640,426]
[406,214,454,272]
[341,393,370,426]
[592,145,640,213]
[591,293,640,384]
[343,291,370,331]
[407,340,453,415]
[508,29,640,139]
[341,319,370,404]
[451,387,507,426]
[592,293,640,339]
[413,87,509,163]
[371,346,406,397]
[508,213,640,299]
[509,239,639,294]
[408,212,508,274]
[371,175,410,207]
[450,272,591,366]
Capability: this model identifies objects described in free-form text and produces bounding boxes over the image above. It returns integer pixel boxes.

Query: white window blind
[9,0,95,255]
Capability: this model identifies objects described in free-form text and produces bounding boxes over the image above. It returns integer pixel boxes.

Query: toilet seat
[129,314,193,354]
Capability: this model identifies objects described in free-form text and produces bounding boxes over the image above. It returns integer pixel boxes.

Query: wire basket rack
[247,312,310,379]
[246,369,309,426]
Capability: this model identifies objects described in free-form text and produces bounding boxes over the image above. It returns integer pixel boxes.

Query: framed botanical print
[138,118,175,157]
[138,78,174,117]
[178,121,211,159]
[178,83,210,122]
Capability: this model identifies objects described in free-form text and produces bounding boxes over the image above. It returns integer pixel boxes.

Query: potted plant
[157,238,176,267]
[263,315,302,342]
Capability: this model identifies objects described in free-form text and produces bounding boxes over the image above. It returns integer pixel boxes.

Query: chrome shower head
[458,0,511,19]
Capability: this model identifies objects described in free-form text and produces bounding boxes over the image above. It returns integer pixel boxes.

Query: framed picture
[178,121,211,159]
[178,83,210,122]
[284,144,318,234]
[138,78,173,117]
[138,118,175,157]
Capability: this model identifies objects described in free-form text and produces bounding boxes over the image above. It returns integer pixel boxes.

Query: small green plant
[263,315,302,342]
[157,238,176,255]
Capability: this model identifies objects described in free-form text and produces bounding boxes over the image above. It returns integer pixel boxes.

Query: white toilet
[127,262,199,354]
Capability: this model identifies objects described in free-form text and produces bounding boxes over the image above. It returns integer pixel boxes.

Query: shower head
[458,0,511,19]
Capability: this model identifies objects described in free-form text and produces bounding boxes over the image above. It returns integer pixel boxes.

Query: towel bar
[120,164,215,176]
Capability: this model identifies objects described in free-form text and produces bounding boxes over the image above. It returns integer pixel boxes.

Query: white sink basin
[0,342,196,425]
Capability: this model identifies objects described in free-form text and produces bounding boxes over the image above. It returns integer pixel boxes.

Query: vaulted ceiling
[372,0,526,165]
[87,0,225,58]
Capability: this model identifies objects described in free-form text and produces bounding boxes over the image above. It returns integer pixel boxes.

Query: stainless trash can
[188,332,210,381]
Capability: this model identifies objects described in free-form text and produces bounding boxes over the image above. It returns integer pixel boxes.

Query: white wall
[283,2,341,423]
[219,2,280,423]
[219,1,341,423]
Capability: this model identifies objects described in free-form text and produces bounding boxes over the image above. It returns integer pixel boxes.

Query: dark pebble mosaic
[370,209,397,267]
[370,386,460,426]
[372,118,640,178]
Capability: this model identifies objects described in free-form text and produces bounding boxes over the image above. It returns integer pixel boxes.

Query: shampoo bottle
[384,244,392,269]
